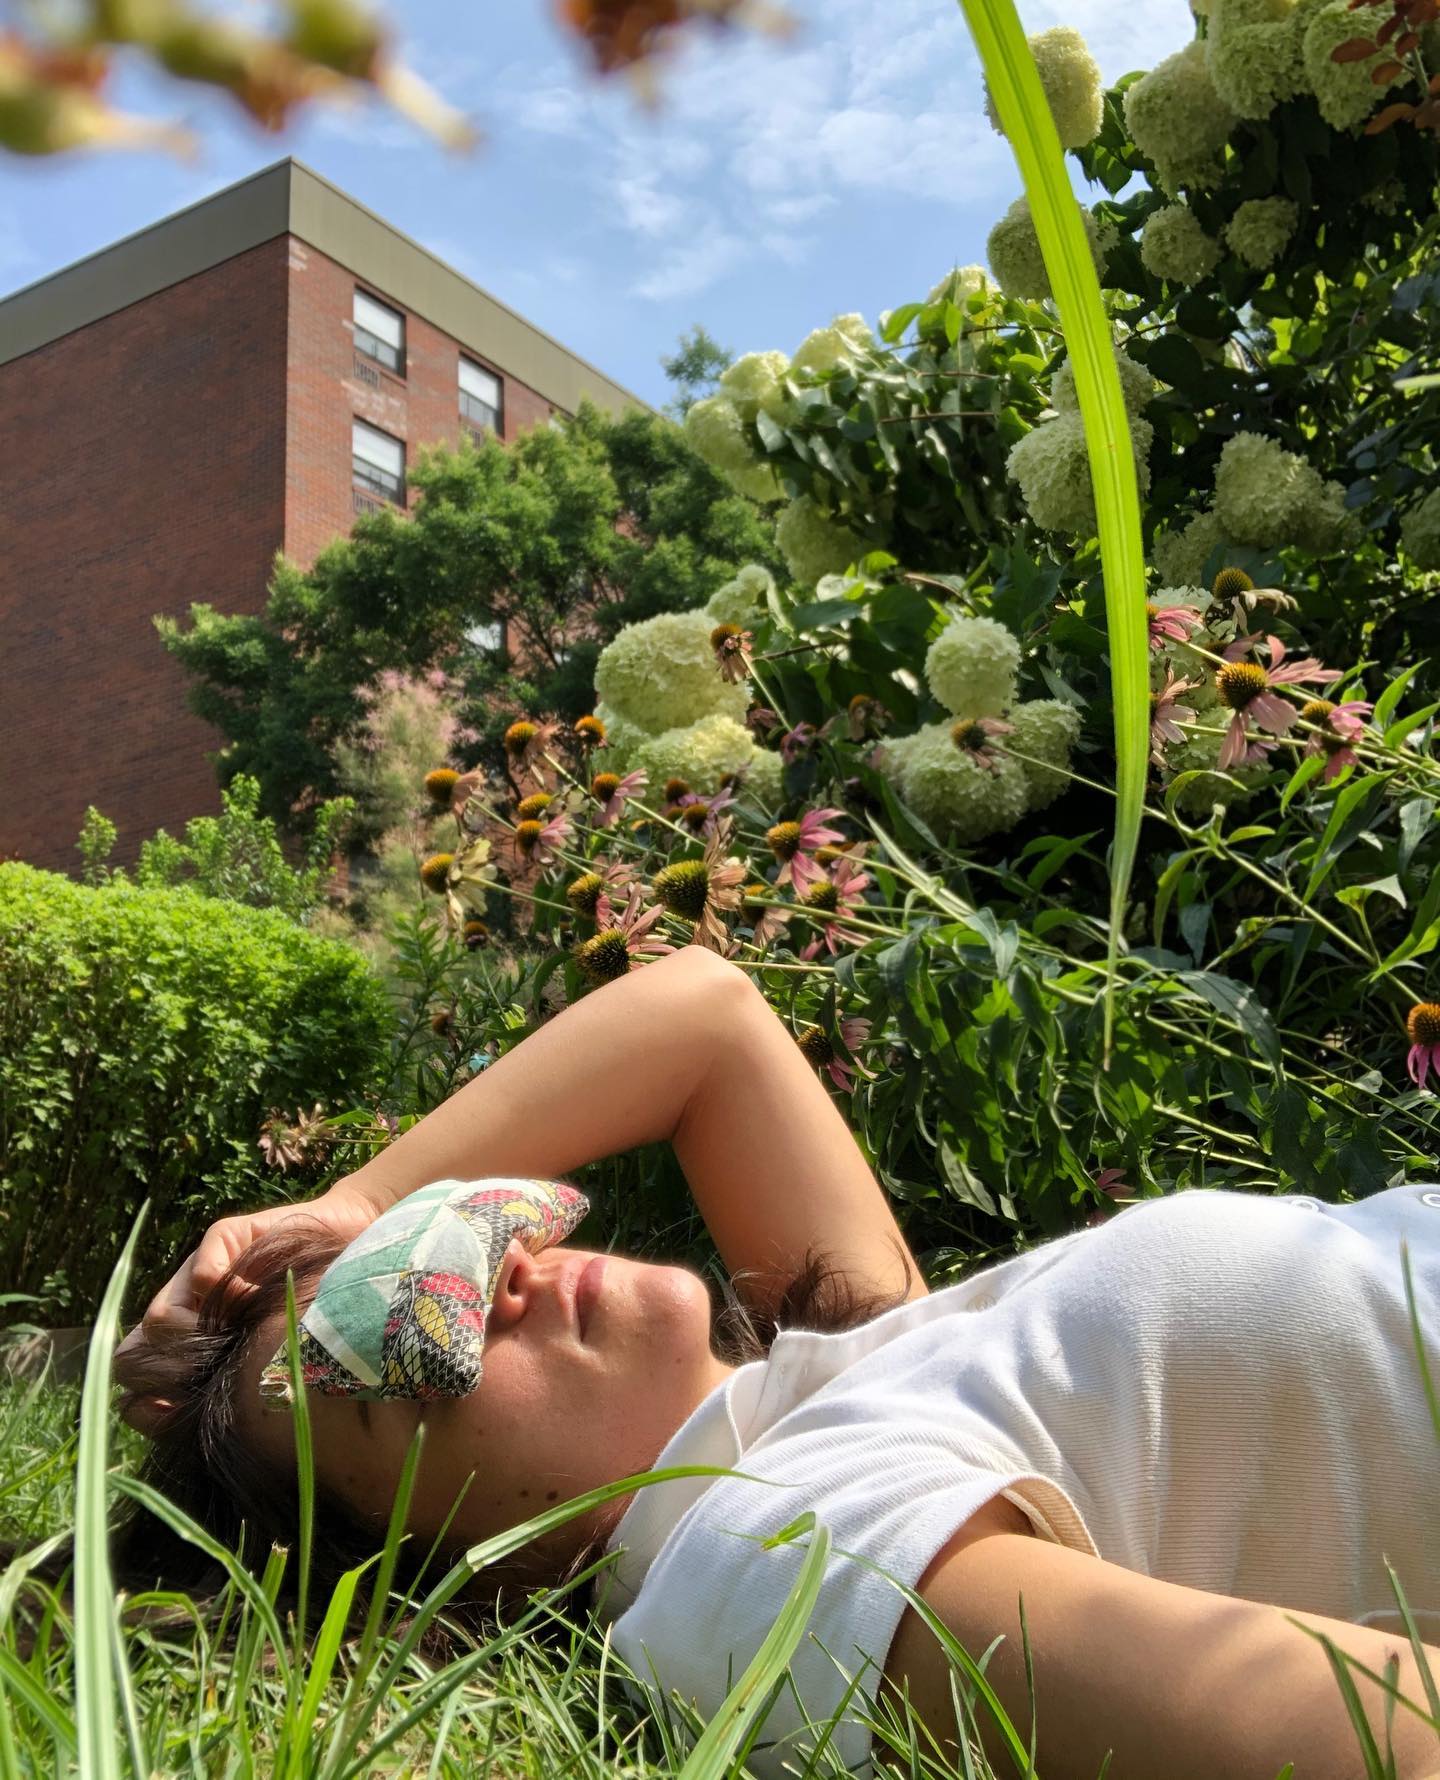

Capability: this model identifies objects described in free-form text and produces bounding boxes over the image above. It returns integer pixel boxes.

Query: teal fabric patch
[257,1177,588,1406]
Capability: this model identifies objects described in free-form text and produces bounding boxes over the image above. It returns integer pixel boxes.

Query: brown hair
[10,1227,913,1657]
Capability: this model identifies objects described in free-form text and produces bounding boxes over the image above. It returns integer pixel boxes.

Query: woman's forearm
[339,946,740,1214]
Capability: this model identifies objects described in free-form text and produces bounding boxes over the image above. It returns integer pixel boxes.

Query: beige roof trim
[0,157,646,416]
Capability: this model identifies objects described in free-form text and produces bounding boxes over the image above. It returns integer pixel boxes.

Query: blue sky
[1,0,1191,408]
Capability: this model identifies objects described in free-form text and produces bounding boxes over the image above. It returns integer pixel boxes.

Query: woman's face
[236,1241,734,1577]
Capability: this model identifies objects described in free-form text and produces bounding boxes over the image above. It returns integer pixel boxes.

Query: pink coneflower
[651,818,747,951]
[766,806,848,894]
[1407,1003,1440,1090]
[780,721,818,764]
[591,767,649,829]
[798,855,873,959]
[1214,635,1341,771]
[566,860,639,924]
[511,806,572,870]
[711,622,755,684]
[257,1103,330,1173]
[950,716,1013,773]
[1147,602,1203,650]
[1300,698,1373,784]
[1085,1166,1132,1228]
[572,885,677,985]
[796,1017,875,1093]
[747,704,783,741]
[1150,668,1198,766]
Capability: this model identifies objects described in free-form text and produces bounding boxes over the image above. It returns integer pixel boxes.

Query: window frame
[459,355,504,438]
[351,418,406,507]
[353,288,406,377]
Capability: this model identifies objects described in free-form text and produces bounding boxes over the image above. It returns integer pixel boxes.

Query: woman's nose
[486,1239,532,1331]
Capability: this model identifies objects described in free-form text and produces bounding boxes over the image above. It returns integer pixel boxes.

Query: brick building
[0,157,642,872]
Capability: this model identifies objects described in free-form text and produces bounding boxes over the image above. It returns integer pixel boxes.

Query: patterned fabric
[257,1177,589,1407]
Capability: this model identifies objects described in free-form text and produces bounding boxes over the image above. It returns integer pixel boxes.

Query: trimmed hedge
[0,863,394,1322]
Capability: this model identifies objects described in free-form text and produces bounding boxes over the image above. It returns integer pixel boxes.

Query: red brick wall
[283,238,557,567]
[0,238,291,872]
[1,233,567,875]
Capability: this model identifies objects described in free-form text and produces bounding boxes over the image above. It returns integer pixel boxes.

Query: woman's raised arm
[118,945,920,1392]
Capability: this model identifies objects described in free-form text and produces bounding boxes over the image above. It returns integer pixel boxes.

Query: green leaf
[1385,701,1440,749]
[1373,661,1424,731]
[1335,876,1405,913]
[1178,970,1281,1067]
[951,0,1148,1064]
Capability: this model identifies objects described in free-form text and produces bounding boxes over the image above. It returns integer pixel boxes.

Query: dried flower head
[420,852,454,895]
[424,768,460,806]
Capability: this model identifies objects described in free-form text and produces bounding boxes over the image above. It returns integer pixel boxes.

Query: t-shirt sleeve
[604,1427,1081,1780]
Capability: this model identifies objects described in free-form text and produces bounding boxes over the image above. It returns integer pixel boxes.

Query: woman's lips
[576,1257,608,1341]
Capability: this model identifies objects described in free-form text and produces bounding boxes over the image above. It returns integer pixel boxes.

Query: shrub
[0,863,394,1322]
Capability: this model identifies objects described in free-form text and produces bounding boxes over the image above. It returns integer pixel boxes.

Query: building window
[354,289,405,374]
[466,618,505,652]
[460,358,503,437]
[352,420,405,505]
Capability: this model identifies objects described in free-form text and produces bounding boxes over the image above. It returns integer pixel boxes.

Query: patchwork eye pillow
[257,1177,589,1408]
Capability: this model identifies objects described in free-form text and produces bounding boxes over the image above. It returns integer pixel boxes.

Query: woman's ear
[117,1390,182,1437]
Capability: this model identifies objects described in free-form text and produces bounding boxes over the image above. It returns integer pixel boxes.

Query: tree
[157,399,780,839]
[660,324,733,419]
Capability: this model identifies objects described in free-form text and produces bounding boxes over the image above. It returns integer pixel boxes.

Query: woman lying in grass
[115,945,1440,1780]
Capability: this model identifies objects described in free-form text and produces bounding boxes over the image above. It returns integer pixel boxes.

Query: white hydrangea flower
[682,394,783,503]
[1225,197,1299,269]
[872,730,921,791]
[718,351,789,422]
[927,264,992,307]
[1402,490,1440,571]
[1007,410,1154,535]
[1206,0,1310,121]
[594,610,752,735]
[634,712,760,795]
[705,563,777,627]
[1213,431,1350,550]
[592,701,651,773]
[1124,41,1237,192]
[984,26,1104,149]
[925,616,1021,718]
[791,314,874,377]
[987,196,1108,301]
[1152,509,1234,587]
[1051,343,1157,419]
[1302,0,1404,130]
[1140,204,1222,284]
[1006,699,1082,808]
[775,496,868,587]
[900,723,1030,842]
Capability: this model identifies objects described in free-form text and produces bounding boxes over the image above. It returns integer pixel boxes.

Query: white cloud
[631,231,748,300]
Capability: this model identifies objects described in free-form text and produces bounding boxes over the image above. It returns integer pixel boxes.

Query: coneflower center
[664,778,692,804]
[796,1026,833,1068]
[515,819,544,852]
[767,820,802,860]
[504,721,538,754]
[591,772,621,800]
[1299,699,1335,723]
[420,853,453,893]
[516,793,553,820]
[1216,661,1268,711]
[1408,1003,1440,1047]
[575,930,630,985]
[1213,567,1255,599]
[742,881,770,916]
[567,873,603,916]
[804,880,840,913]
[950,718,988,752]
[710,623,743,648]
[680,802,710,832]
[653,859,710,921]
[424,768,459,804]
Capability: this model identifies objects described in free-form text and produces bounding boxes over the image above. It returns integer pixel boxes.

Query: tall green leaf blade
[954,0,1148,1060]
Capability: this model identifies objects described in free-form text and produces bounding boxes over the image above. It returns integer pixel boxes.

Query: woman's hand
[113,1179,382,1432]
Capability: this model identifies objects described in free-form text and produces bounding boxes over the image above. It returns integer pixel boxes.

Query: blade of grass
[0,1645,77,1754]
[75,1201,149,1780]
[675,1512,832,1780]
[953,0,1148,1064]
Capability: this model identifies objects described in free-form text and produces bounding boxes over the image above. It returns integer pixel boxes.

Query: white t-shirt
[596,1185,1440,1778]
